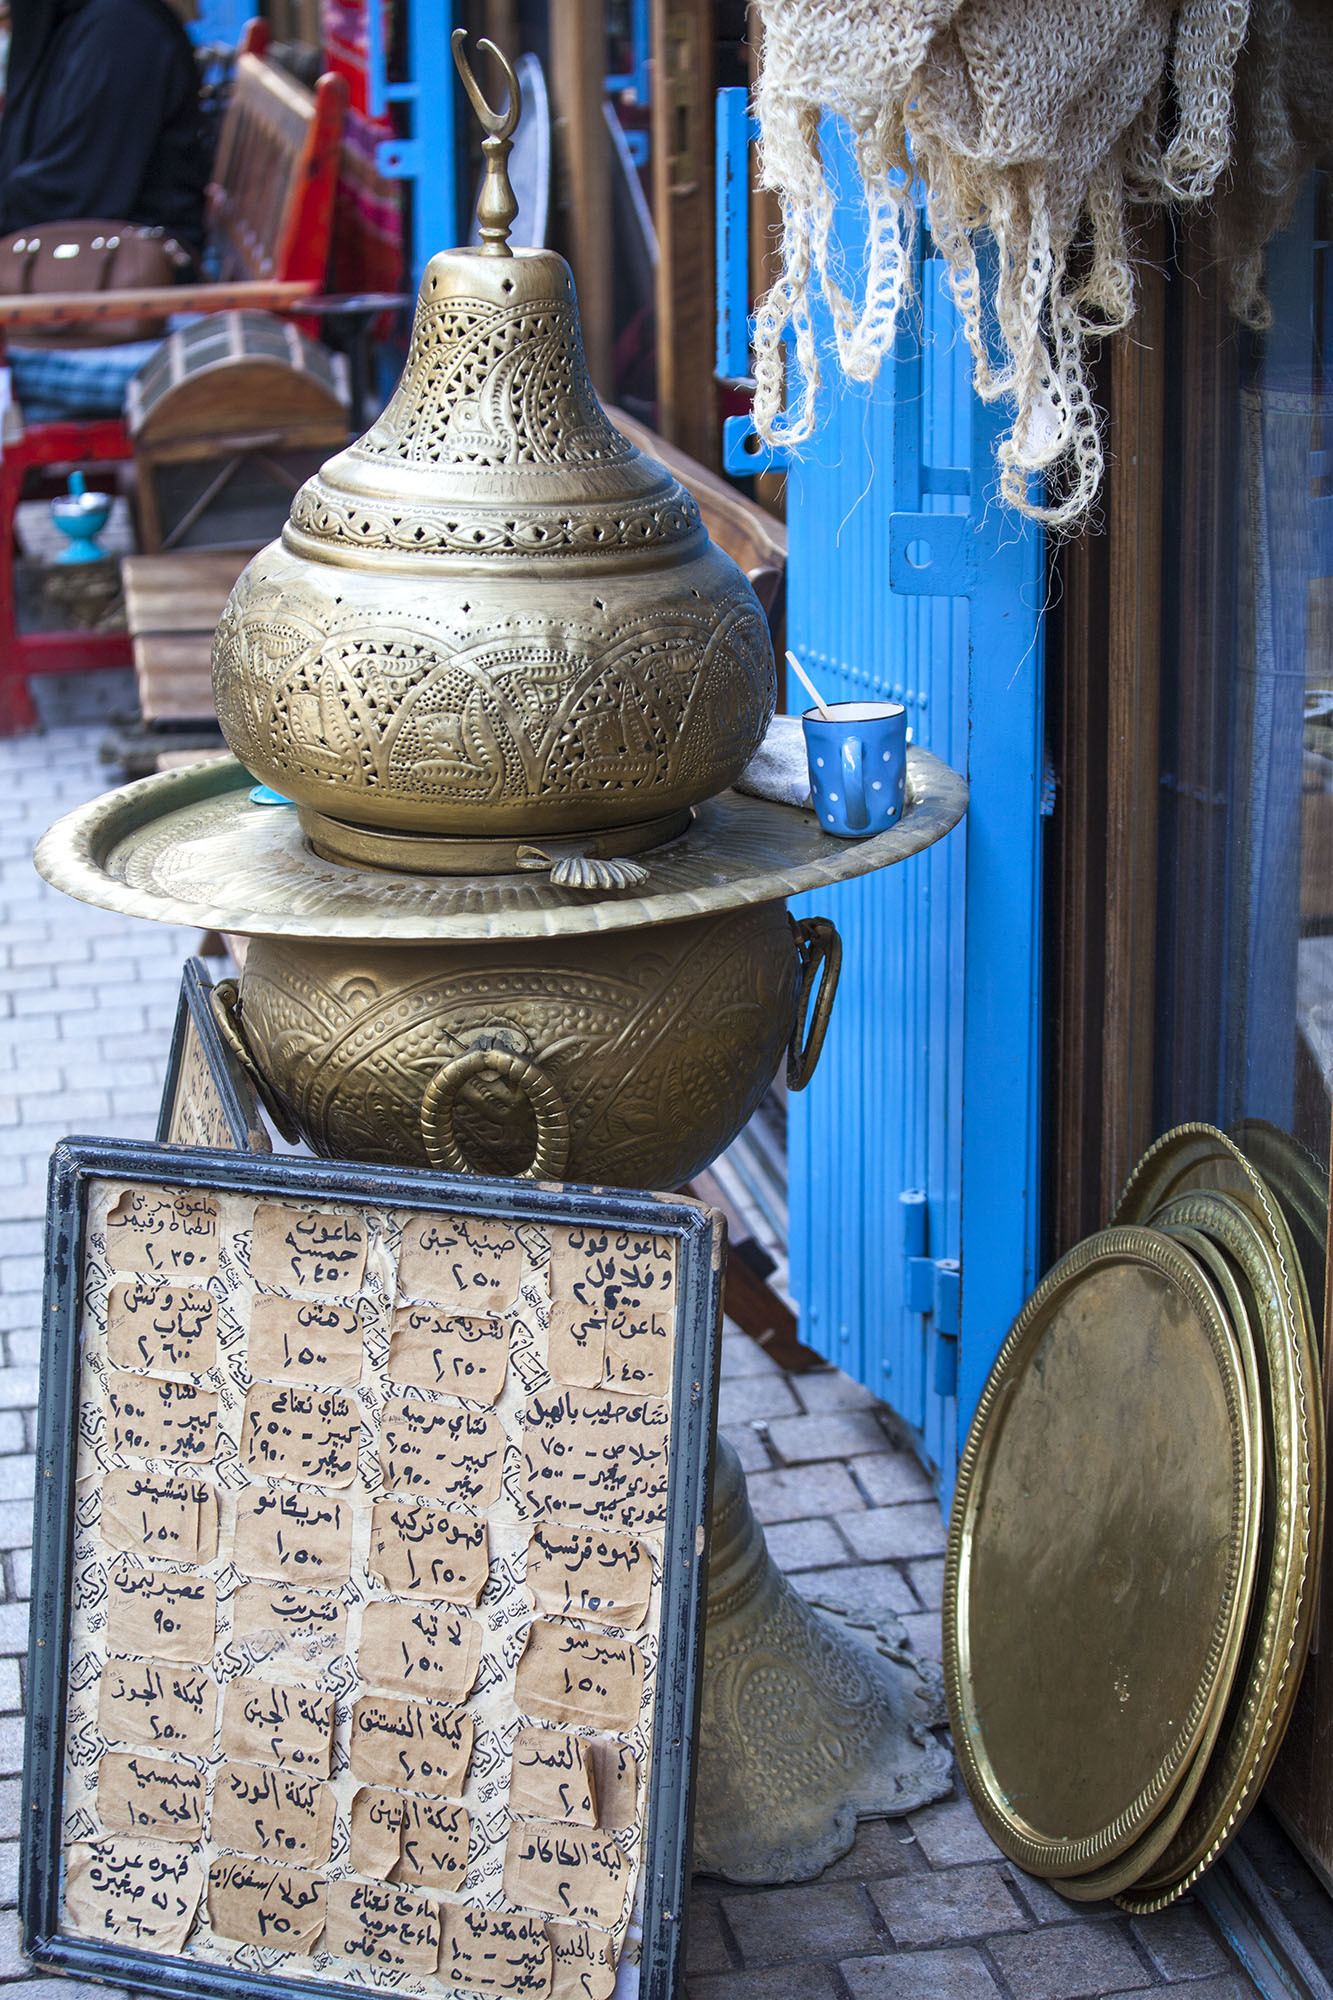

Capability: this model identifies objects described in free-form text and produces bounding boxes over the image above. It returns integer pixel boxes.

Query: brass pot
[211,245,775,870]
[217,906,840,1190]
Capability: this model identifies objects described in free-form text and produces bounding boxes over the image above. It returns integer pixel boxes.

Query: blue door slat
[768,121,1043,1493]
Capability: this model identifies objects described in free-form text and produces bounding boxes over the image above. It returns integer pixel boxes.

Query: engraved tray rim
[34,748,967,945]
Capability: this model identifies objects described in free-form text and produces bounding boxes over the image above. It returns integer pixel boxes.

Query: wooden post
[549,0,613,392]
[651,0,717,467]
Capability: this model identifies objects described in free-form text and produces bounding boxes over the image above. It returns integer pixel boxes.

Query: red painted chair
[0,20,347,731]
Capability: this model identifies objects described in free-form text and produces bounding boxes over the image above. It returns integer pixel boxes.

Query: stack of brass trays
[943,1122,1325,1912]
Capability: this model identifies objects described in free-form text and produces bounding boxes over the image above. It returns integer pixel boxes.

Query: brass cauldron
[211,63,773,875]
[216,908,840,1190]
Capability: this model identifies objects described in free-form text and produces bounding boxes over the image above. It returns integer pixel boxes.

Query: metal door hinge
[900,1190,961,1397]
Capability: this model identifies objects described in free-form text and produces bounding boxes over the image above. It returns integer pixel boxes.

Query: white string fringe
[751,0,1251,531]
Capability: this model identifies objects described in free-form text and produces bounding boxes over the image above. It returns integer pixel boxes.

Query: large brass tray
[1055,1221,1265,1904]
[1109,1154,1323,1912]
[944,1226,1260,1880]
[33,749,967,945]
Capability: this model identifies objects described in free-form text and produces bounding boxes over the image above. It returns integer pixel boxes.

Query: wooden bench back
[206,39,347,286]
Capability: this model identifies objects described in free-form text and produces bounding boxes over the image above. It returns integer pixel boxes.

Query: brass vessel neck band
[299,805,693,877]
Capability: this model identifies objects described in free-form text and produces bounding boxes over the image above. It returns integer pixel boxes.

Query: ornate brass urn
[37,34,968,1890]
[211,63,773,875]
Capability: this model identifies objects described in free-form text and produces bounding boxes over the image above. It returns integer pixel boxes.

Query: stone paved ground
[0,722,1259,1999]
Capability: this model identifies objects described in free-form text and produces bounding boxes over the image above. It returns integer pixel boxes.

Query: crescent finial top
[451,28,521,255]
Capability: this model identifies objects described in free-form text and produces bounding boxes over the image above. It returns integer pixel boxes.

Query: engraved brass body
[211,218,774,869]
[217,909,840,1190]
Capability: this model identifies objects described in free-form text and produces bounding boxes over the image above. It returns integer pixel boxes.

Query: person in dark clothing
[0,0,205,256]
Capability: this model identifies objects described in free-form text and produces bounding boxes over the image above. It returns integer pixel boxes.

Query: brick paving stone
[7,1554,30,1605]
[0,1606,30,1657]
[0,1470,33,1511]
[683,1900,733,1976]
[910,1556,947,1609]
[791,1562,917,1619]
[910,1791,1005,1868]
[1006,1872,1115,1926]
[899,1610,944,1661]
[1130,1903,1231,1982]
[722,1882,883,1965]
[716,1374,803,1427]
[0,1664,19,1714]
[0,1728,20,1782]
[688,1968,840,2000]
[870,1865,1027,1946]
[792,1369,882,1412]
[767,1410,893,1463]
[987,1922,1150,2000]
[821,1818,927,1884]
[0,1417,25,1457]
[852,1451,936,1507]
[0,1837,17,1907]
[720,1332,787,1379]
[0,1780,19,1840]
[762,1518,850,1570]
[0,1906,32,1978]
[746,1462,864,1524]
[842,1504,949,1562]
[717,1424,774,1473]
[0,1508,30,1557]
[1104,1982,1251,2000]
[841,1946,1003,1999]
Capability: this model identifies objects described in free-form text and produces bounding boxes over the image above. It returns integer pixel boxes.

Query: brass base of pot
[695,1437,952,1885]
[299,804,693,877]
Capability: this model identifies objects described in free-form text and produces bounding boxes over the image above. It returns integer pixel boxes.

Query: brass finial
[452,28,520,257]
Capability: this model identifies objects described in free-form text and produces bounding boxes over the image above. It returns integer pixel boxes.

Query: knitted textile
[751,0,1250,528]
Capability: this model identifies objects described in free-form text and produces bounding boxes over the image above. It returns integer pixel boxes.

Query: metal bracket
[722,415,787,477]
[900,1190,961,1397]
[888,513,977,598]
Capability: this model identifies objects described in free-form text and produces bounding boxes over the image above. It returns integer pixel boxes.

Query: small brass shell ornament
[211,30,776,874]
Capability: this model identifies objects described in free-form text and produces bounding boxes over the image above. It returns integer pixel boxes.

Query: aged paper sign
[55,1176,697,1996]
[207,1856,326,1954]
[358,1598,482,1703]
[515,1623,644,1733]
[220,1679,335,1776]
[105,1186,219,1277]
[251,1204,367,1296]
[398,1213,524,1312]
[247,1297,363,1387]
[526,1522,652,1631]
[379,1397,504,1506]
[387,1304,510,1403]
[106,1280,217,1374]
[64,1838,202,1949]
[98,1659,216,1751]
[101,1471,218,1565]
[209,1762,335,1868]
[108,1376,218,1463]
[240,1383,359,1486]
[368,1500,489,1604]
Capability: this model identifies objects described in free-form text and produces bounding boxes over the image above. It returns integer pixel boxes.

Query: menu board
[25,1142,722,2000]
[157,959,270,1154]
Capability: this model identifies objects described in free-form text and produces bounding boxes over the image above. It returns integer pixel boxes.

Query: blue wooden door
[718,110,1046,1490]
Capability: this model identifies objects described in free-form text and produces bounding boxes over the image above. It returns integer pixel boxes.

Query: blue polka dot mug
[802,700,908,838]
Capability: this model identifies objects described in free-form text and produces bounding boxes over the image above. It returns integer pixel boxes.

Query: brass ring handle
[420,1047,571,1181]
[787,916,843,1091]
[209,978,302,1144]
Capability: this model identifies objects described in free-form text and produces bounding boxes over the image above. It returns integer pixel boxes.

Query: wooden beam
[651,0,717,466]
[549,0,613,392]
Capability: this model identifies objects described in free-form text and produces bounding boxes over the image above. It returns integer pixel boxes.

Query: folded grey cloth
[734,713,812,808]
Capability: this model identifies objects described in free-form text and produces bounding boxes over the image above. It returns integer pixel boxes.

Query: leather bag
[0,221,192,345]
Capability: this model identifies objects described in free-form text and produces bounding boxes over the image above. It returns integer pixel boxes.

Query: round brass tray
[1054,1220,1264,1902]
[944,1226,1260,1880]
[1055,1221,1265,1904]
[1110,1160,1323,1912]
[33,749,968,945]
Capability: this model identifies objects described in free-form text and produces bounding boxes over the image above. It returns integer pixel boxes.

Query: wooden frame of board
[157,958,271,1155]
[23,1138,724,2000]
